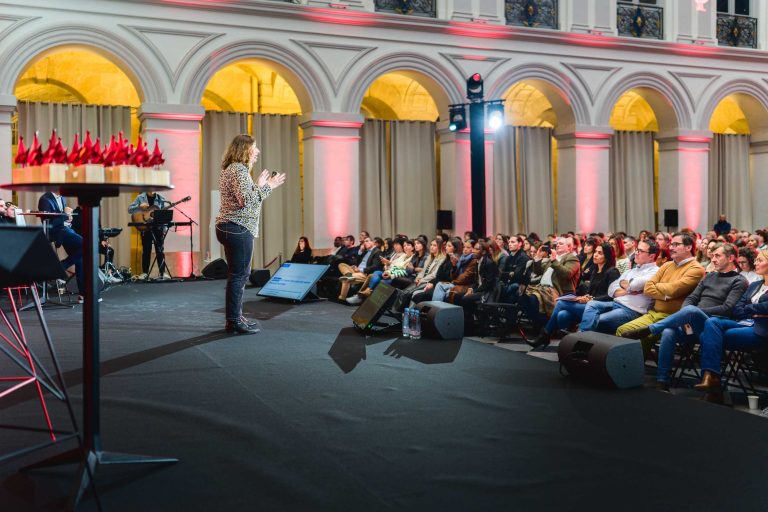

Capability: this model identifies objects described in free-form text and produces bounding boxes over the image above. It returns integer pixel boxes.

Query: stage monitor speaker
[0,226,67,288]
[414,301,464,339]
[202,258,228,279]
[436,210,454,231]
[352,282,398,332]
[557,332,644,389]
[663,209,678,228]
[249,269,270,287]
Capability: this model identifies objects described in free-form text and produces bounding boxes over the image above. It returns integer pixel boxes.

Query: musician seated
[38,191,86,301]
[128,191,171,280]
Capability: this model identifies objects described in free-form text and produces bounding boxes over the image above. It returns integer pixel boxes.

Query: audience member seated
[337,237,383,301]
[346,238,411,304]
[38,190,85,301]
[621,243,747,390]
[518,236,580,333]
[655,231,671,251]
[530,242,619,348]
[656,247,671,267]
[624,235,637,268]
[579,240,660,334]
[492,233,509,269]
[577,237,597,294]
[738,247,761,283]
[713,214,731,237]
[289,236,313,264]
[609,235,630,274]
[408,238,449,304]
[499,235,531,302]
[458,241,499,328]
[433,239,478,303]
[695,248,768,402]
[0,199,17,224]
[614,233,705,356]
[412,238,462,304]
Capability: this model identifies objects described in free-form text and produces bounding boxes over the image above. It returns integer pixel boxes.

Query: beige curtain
[610,131,655,235]
[709,133,752,231]
[200,111,248,262]
[17,101,133,268]
[492,126,521,234]
[252,113,301,268]
[517,127,554,236]
[359,119,392,237]
[390,121,437,237]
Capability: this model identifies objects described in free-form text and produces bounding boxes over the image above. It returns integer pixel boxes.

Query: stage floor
[1,280,767,511]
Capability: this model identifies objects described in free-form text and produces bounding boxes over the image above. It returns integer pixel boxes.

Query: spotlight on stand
[486,101,505,131]
[448,104,467,131]
[466,73,484,102]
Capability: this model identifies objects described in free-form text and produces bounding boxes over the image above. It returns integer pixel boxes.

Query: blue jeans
[544,300,586,334]
[368,270,391,290]
[699,317,767,375]
[433,282,455,302]
[60,228,84,294]
[501,283,520,303]
[216,222,254,322]
[579,301,640,333]
[647,305,710,383]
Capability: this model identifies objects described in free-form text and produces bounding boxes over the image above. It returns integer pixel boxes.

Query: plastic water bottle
[402,308,411,338]
[411,308,421,339]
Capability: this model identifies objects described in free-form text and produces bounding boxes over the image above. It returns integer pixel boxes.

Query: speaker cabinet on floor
[414,301,464,339]
[249,269,270,287]
[202,258,228,279]
[557,331,644,389]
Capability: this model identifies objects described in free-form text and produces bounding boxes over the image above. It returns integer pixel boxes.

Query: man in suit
[38,191,84,299]
[337,237,383,301]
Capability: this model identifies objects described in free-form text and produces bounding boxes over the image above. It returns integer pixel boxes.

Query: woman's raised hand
[256,169,270,188]
[266,171,287,190]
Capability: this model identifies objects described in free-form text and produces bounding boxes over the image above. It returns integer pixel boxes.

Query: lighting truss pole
[448,75,504,236]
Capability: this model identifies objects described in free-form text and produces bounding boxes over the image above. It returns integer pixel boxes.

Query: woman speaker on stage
[216,134,286,334]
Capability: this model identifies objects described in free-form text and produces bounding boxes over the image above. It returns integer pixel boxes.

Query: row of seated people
[293,228,767,402]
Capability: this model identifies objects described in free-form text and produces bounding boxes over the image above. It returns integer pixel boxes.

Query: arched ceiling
[709,96,751,134]
[202,60,301,114]
[15,48,140,107]
[610,91,659,131]
[361,72,438,121]
[502,81,556,127]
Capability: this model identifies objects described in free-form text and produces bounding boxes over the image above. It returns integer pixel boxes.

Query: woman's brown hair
[221,134,255,170]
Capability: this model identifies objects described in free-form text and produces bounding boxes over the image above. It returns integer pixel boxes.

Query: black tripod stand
[172,205,198,279]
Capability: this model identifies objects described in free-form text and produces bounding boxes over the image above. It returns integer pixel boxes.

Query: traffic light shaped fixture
[466,73,484,102]
[448,104,467,131]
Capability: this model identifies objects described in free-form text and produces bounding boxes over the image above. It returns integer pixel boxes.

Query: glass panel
[735,0,750,16]
[717,0,729,13]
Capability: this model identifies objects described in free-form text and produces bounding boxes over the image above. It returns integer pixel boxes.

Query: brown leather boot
[693,371,721,391]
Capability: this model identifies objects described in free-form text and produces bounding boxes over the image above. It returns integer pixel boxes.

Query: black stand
[145,224,174,280]
[172,205,197,279]
[3,183,178,511]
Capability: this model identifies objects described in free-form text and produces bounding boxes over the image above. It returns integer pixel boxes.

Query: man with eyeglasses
[620,243,747,390]
[579,239,661,335]
[613,233,705,357]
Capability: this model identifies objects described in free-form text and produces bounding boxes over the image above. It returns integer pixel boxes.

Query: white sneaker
[108,275,122,284]
[137,273,148,281]
[346,295,363,305]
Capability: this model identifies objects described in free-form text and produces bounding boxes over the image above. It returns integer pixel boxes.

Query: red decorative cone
[148,139,165,167]
[14,135,28,166]
[68,134,81,165]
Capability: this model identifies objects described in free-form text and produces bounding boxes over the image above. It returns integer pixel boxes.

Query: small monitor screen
[257,263,329,301]
[351,282,397,330]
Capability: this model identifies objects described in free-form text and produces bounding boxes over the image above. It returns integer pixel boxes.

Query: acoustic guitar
[131,195,191,231]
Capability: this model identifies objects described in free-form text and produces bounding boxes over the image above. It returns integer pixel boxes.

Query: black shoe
[527,331,550,349]
[621,326,651,340]
[225,320,260,335]
[655,381,670,392]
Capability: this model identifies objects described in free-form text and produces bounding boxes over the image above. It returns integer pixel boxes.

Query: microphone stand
[172,205,197,279]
